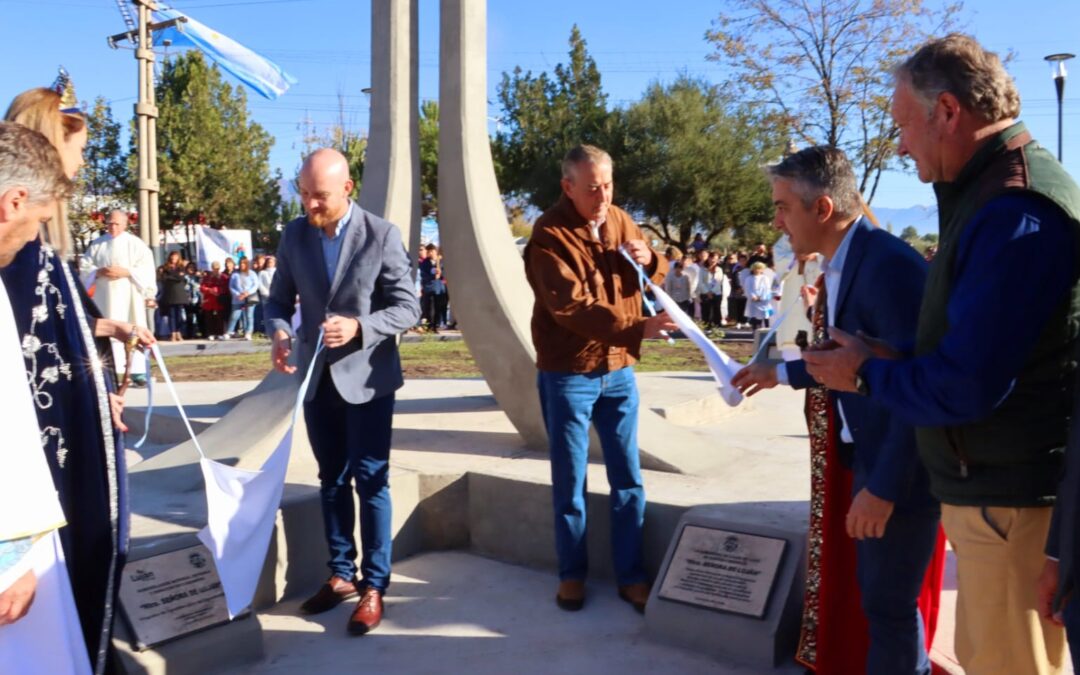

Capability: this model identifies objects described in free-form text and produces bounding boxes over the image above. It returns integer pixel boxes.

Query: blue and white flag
[153,6,297,100]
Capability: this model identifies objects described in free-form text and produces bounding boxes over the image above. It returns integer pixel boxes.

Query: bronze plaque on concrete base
[658,524,786,618]
[118,544,230,649]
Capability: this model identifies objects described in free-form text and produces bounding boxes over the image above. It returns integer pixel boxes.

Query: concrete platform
[225,551,797,675]
[115,372,1050,674]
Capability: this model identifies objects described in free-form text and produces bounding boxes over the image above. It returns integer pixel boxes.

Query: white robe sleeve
[129,239,159,299]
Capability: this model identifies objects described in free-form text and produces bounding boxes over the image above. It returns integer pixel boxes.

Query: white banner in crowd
[146,334,323,618]
[195,226,253,271]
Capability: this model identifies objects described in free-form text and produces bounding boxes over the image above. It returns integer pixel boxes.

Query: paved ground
[224,551,791,675]
[122,373,1075,674]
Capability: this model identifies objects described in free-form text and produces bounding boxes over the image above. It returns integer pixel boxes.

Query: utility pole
[108,0,186,263]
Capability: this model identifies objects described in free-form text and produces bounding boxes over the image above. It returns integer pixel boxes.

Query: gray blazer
[264,203,420,404]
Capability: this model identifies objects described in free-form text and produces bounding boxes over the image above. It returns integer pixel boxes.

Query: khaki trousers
[942,504,1067,674]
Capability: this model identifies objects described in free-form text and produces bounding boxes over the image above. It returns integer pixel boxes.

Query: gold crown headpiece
[51,66,80,115]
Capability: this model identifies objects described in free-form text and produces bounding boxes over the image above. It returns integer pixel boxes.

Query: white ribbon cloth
[616,249,745,406]
[145,333,323,618]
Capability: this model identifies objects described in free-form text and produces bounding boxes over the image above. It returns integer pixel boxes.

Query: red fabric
[200,273,228,312]
[809,436,948,673]
[795,274,947,672]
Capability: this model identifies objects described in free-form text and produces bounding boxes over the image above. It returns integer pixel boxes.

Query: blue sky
[2,0,1079,210]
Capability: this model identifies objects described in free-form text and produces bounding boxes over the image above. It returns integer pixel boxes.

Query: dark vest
[916,122,1080,506]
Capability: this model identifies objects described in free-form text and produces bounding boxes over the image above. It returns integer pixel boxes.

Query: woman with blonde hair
[4,84,86,254]
[0,70,149,674]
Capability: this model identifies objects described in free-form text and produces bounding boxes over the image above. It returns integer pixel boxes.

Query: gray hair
[105,208,130,223]
[0,122,72,205]
[766,145,861,218]
[561,144,613,181]
[894,33,1020,122]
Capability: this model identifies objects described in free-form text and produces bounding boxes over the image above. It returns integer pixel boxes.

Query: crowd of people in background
[150,251,278,341]
[661,242,773,331]
[659,236,937,335]
[417,243,453,333]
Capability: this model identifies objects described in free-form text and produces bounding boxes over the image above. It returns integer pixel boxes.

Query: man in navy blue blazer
[732,146,938,674]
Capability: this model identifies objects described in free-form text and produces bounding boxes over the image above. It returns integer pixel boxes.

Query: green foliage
[71,96,129,250]
[299,111,366,200]
[706,0,964,203]
[614,76,785,250]
[419,99,439,216]
[900,225,920,241]
[279,198,302,224]
[735,220,783,251]
[153,51,281,237]
[82,96,128,205]
[494,25,611,210]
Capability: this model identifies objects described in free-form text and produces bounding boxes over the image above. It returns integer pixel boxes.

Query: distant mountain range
[872,205,938,237]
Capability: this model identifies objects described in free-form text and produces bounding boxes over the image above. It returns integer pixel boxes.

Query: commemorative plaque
[658,524,786,618]
[118,543,231,649]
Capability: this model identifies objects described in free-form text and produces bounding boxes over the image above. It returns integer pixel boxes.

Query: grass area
[152,337,755,382]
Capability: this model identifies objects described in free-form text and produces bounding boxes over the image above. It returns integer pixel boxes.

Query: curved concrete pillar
[438,0,547,450]
[438,0,723,474]
[359,0,421,260]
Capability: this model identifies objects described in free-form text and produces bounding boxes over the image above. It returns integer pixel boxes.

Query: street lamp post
[1045,53,1075,162]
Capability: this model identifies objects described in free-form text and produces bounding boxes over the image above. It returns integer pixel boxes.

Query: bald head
[299,148,354,230]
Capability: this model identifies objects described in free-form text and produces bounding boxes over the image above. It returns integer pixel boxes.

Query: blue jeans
[853,470,941,675]
[537,367,647,586]
[303,374,395,591]
[226,302,254,335]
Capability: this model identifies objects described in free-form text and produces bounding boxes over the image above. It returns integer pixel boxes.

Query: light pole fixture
[1045,53,1075,162]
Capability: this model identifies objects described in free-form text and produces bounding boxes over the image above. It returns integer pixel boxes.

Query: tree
[494,25,612,210]
[298,101,366,200]
[419,99,439,216]
[615,76,785,250]
[900,225,920,241]
[154,51,281,237]
[70,97,130,250]
[294,98,436,217]
[706,0,962,203]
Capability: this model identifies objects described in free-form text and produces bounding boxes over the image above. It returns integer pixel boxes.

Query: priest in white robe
[81,210,157,383]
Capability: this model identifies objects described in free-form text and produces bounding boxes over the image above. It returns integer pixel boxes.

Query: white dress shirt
[776,221,860,443]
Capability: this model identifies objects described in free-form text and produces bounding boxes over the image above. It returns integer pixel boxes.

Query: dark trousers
[203,309,225,337]
[185,303,203,338]
[303,373,395,591]
[729,295,746,323]
[1066,596,1080,666]
[434,292,449,327]
[421,289,446,330]
[854,471,940,675]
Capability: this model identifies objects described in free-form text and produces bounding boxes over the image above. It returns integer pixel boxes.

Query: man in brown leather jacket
[524,144,675,614]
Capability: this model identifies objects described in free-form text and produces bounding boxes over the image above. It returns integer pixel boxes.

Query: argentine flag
[153,6,297,100]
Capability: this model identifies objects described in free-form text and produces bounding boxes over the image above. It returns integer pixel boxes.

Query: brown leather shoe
[299,576,358,615]
[555,579,585,611]
[347,586,384,635]
[617,582,651,614]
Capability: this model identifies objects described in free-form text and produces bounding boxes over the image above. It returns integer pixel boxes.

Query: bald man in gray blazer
[265,149,420,636]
